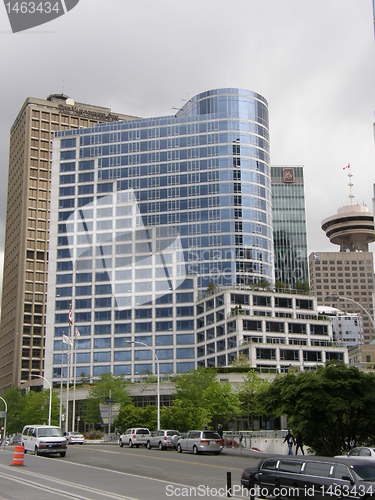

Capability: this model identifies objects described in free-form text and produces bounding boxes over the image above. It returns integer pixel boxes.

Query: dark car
[241,455,375,499]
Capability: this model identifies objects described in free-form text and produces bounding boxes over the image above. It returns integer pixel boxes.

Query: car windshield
[70,432,81,436]
[137,429,149,435]
[167,431,180,436]
[351,464,375,481]
[38,428,63,438]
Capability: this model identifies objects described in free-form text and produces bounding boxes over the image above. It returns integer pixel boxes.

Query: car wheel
[35,446,39,456]
[128,440,133,448]
[193,445,199,455]
[177,443,182,453]
[214,451,221,455]
[146,440,151,449]
[158,441,164,451]
[119,439,123,448]
[60,452,66,457]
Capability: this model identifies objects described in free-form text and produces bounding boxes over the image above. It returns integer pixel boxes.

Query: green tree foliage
[115,404,156,431]
[2,386,26,434]
[172,367,241,429]
[237,370,270,418]
[160,400,209,432]
[20,389,60,427]
[85,373,132,425]
[257,362,375,456]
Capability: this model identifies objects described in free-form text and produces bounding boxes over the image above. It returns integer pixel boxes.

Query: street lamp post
[31,375,52,426]
[0,397,7,452]
[126,340,160,430]
[325,295,375,337]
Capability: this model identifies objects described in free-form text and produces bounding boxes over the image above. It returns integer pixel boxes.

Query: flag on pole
[63,334,72,345]
[69,305,73,325]
[75,327,80,338]
[343,163,350,170]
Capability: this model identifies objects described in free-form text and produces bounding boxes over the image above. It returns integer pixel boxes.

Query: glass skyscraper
[45,88,274,383]
[271,166,308,286]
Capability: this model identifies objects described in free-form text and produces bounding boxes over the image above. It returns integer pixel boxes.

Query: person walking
[283,429,295,455]
[295,431,304,455]
[217,424,223,440]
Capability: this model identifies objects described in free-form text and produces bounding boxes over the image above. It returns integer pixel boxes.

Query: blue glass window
[176,334,195,344]
[94,338,111,348]
[177,348,195,359]
[93,366,110,376]
[114,323,132,334]
[114,365,131,375]
[94,324,111,335]
[114,351,131,361]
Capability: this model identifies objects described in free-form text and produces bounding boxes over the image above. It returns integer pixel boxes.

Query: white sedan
[65,431,85,444]
[335,447,375,459]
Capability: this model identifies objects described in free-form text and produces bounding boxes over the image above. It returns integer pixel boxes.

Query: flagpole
[66,305,72,433]
[72,325,77,432]
[59,331,64,428]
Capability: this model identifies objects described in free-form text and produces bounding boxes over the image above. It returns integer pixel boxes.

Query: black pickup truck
[241,455,375,499]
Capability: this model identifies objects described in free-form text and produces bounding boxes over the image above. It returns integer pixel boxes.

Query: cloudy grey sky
[0,0,374,298]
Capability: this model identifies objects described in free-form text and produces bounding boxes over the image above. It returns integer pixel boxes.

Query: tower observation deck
[321,204,374,252]
[321,166,374,251]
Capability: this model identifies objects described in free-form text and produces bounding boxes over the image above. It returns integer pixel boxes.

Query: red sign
[283,168,295,183]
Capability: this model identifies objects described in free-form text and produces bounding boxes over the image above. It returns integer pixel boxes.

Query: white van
[21,425,67,457]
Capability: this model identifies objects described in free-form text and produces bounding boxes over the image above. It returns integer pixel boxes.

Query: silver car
[176,430,223,455]
[119,427,150,448]
[146,430,181,450]
[335,447,375,460]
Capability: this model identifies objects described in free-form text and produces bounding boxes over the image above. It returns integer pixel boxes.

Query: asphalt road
[0,444,260,499]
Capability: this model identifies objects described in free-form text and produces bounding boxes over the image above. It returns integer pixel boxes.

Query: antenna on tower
[343,163,354,205]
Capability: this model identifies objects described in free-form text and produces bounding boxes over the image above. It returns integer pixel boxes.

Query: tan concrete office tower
[0,94,135,394]
[309,176,375,342]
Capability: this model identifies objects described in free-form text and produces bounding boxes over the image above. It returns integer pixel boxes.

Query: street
[0,444,260,499]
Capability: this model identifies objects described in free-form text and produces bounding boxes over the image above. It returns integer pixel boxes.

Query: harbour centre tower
[45,88,274,381]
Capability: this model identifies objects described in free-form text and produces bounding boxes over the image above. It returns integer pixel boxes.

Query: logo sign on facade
[283,167,295,183]
[3,0,80,33]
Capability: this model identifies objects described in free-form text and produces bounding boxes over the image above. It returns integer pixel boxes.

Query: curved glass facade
[46,88,274,382]
[55,88,274,289]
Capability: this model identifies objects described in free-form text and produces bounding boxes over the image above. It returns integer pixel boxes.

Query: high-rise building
[271,166,308,287]
[0,94,135,393]
[309,172,375,342]
[45,88,275,384]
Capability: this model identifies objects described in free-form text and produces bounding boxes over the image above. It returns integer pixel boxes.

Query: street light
[0,397,7,452]
[325,295,375,336]
[126,340,160,430]
[31,375,52,426]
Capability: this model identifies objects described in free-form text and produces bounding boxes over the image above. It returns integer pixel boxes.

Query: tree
[237,370,270,424]
[257,361,375,456]
[160,400,209,432]
[231,353,250,368]
[85,373,132,426]
[21,389,60,427]
[3,386,26,434]
[172,367,240,429]
[115,404,156,431]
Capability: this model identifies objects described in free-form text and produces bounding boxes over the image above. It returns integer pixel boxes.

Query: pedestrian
[295,431,304,455]
[283,429,295,455]
[217,424,223,440]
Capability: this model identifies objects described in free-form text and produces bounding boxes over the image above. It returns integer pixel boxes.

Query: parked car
[119,428,150,448]
[21,425,67,457]
[176,430,222,455]
[65,431,85,445]
[241,455,375,500]
[335,447,375,460]
[146,430,181,450]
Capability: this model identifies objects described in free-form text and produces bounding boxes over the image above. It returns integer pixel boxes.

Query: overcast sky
[0,0,374,300]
